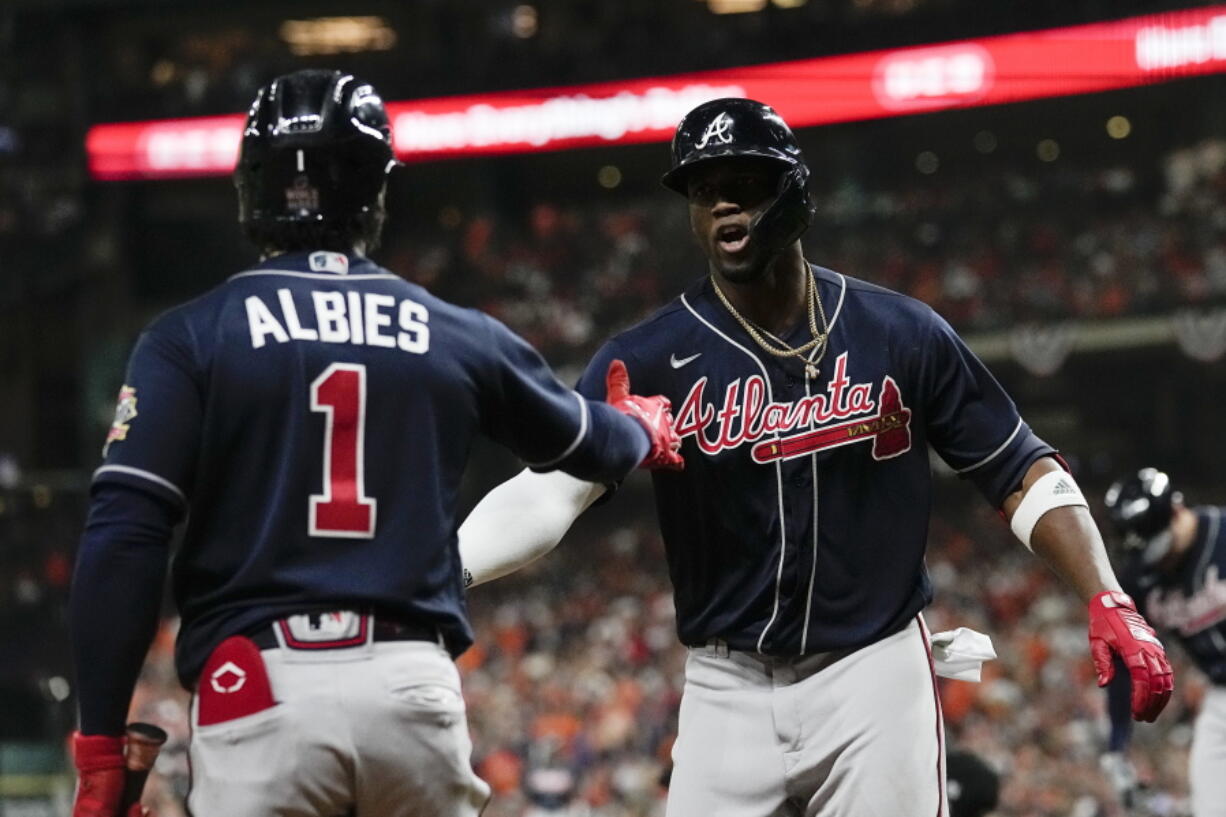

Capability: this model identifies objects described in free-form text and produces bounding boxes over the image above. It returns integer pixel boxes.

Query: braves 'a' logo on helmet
[695,112,735,149]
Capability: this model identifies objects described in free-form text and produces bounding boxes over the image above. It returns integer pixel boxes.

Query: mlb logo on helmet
[309,251,349,274]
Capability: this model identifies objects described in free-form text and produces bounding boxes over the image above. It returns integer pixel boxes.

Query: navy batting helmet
[946,749,1000,817]
[1104,468,1181,565]
[235,69,397,231]
[661,98,815,257]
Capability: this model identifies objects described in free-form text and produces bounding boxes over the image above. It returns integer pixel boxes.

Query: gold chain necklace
[710,270,830,379]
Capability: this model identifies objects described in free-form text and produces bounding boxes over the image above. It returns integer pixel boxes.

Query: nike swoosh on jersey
[670,352,702,369]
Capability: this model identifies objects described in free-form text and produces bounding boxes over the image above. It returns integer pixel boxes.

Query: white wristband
[1010,469,1088,550]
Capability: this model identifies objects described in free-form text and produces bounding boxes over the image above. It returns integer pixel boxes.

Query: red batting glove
[71,733,150,817]
[605,359,684,471]
[72,733,124,817]
[1088,591,1174,722]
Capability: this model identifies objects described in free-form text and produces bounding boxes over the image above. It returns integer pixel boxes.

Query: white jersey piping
[953,418,1023,474]
[526,393,591,469]
[228,270,399,282]
[682,291,787,654]
[1194,507,1220,587]
[801,344,821,653]
[825,270,848,333]
[801,269,845,652]
[93,464,187,503]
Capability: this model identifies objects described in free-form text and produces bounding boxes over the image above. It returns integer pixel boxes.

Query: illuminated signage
[86,6,1226,180]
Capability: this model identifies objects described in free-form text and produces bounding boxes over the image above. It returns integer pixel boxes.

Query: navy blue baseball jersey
[93,251,648,684]
[576,266,1053,655]
[1125,507,1226,684]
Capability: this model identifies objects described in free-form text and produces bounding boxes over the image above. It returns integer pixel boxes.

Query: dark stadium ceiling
[83,2,1226,180]
[11,0,1219,27]
[7,0,1222,146]
[12,0,1218,114]
[8,0,1216,10]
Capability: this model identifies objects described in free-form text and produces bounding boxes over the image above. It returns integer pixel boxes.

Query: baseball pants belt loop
[247,611,443,651]
[704,638,731,658]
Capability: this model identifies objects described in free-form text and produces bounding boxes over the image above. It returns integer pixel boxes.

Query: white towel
[930,627,997,682]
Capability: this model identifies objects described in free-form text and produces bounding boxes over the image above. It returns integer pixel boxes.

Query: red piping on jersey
[917,616,947,817]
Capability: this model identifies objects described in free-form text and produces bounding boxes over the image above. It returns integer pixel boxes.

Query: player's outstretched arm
[482,316,682,483]
[458,468,606,588]
[1001,456,1174,722]
[461,359,683,588]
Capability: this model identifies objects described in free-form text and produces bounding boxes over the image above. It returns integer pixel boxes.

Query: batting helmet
[235,69,397,231]
[661,98,815,258]
[1104,467,1180,565]
[945,749,1000,817]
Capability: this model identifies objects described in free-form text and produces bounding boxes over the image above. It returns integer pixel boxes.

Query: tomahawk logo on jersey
[577,265,1054,655]
[672,351,913,462]
[94,251,648,684]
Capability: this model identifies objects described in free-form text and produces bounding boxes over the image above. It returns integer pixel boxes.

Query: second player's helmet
[1104,467,1180,565]
[235,69,397,230]
[661,98,815,257]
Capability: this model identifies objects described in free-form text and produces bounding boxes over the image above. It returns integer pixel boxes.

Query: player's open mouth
[716,224,749,254]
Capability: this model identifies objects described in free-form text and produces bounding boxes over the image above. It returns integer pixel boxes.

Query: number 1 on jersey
[310,363,377,538]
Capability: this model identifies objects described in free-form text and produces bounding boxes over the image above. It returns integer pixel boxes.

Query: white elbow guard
[1010,468,1088,550]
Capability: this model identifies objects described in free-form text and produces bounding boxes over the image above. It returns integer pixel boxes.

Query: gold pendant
[805,363,819,380]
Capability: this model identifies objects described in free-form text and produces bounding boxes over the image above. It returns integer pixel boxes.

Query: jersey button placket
[799,366,821,656]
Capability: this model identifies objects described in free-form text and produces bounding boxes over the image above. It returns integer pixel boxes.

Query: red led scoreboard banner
[88,5,1226,180]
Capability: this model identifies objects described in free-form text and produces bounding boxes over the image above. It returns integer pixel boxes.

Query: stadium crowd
[80,134,1225,816]
[380,136,1226,380]
[74,482,1200,817]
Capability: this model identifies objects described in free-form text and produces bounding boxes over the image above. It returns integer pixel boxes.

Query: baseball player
[457,98,1173,816]
[67,69,681,817]
[1101,468,1226,816]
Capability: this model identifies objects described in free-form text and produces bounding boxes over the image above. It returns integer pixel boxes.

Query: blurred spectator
[381,137,1226,371]
[58,483,1199,817]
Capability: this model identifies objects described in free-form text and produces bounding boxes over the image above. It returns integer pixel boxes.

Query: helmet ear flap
[748,164,815,256]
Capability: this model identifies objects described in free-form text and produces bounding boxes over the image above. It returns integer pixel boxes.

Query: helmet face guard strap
[748,164,814,262]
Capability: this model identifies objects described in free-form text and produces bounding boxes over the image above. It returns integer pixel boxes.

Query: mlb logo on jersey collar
[309,252,349,274]
[250,251,381,276]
